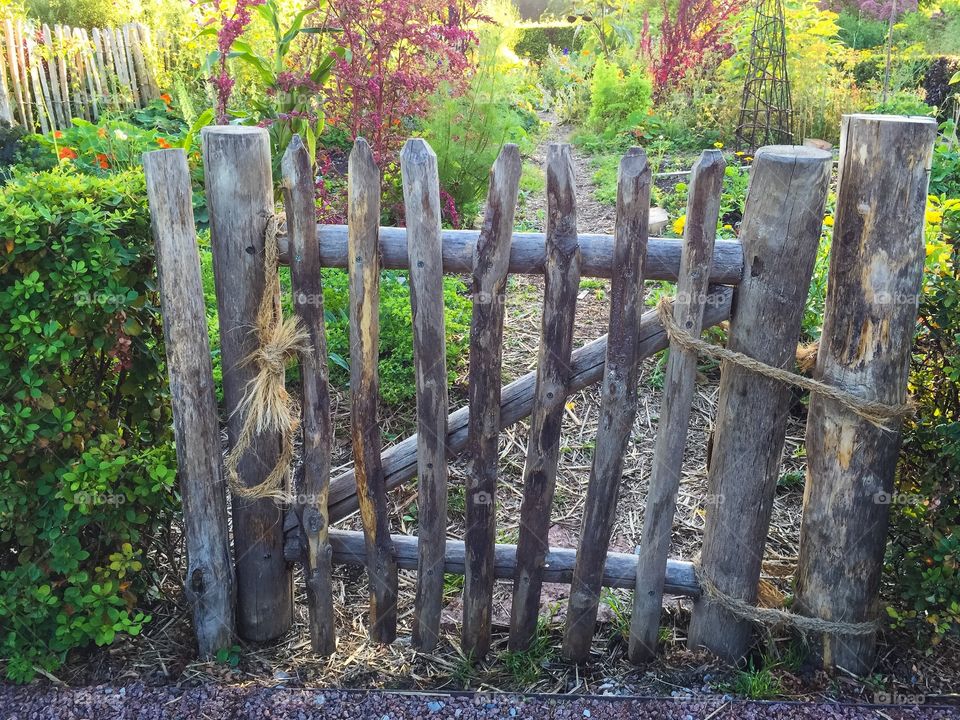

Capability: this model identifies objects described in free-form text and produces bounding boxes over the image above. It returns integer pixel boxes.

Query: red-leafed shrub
[642,0,746,95]
[324,0,481,167]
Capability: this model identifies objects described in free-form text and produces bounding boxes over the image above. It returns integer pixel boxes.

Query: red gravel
[0,685,956,720]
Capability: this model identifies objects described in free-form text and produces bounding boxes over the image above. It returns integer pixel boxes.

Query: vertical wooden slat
[92,29,115,106]
[562,148,651,663]
[462,144,522,659]
[794,115,937,674]
[509,143,581,651]
[348,137,398,643]
[0,34,13,126]
[109,27,130,109]
[202,126,293,642]
[78,29,99,121]
[136,23,159,100]
[25,33,49,134]
[400,138,450,651]
[686,145,832,662]
[4,20,26,126]
[54,26,71,125]
[143,148,236,657]
[122,24,141,106]
[41,25,61,128]
[628,149,726,664]
[281,135,337,656]
[14,21,33,130]
[129,23,152,102]
[32,29,55,134]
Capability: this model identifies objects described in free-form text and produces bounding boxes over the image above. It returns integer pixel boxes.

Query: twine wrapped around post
[224,213,309,502]
[655,297,913,430]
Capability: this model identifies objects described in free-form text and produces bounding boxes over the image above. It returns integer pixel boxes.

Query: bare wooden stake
[13,21,32,130]
[686,145,832,662]
[0,37,13,126]
[510,143,581,651]
[202,126,293,642]
[4,20,26,126]
[794,115,937,675]
[326,288,735,523]
[143,149,235,657]
[629,149,725,664]
[563,148,651,663]
[400,138,450,651]
[462,144,522,659]
[281,135,336,656]
[348,137,398,643]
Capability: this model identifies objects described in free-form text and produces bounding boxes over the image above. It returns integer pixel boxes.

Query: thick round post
[143,149,235,656]
[686,145,832,662]
[794,114,936,674]
[462,144,522,659]
[281,135,336,656]
[202,126,293,642]
[563,148,650,662]
[629,149,725,663]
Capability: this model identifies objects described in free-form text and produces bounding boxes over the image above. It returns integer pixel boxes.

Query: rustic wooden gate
[143,113,936,676]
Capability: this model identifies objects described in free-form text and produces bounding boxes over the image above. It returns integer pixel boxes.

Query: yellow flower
[926,209,943,225]
[713,141,723,149]
[823,215,834,227]
[582,49,590,56]
[722,223,733,230]
[672,215,686,235]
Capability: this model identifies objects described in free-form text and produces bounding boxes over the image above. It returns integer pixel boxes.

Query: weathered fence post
[401,138,450,651]
[143,149,235,656]
[202,126,293,641]
[794,114,937,675]
[686,145,832,662]
[281,135,336,656]
[348,137,399,643]
[510,143,581,651]
[563,148,650,663]
[629,149,725,663]
[462,144,522,659]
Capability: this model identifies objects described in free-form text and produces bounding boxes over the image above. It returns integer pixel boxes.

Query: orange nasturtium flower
[160,93,172,105]
[58,147,78,160]
[96,153,110,169]
[156,137,171,149]
[98,127,107,138]
[53,130,63,139]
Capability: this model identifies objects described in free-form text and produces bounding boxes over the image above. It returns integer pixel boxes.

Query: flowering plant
[202,0,343,169]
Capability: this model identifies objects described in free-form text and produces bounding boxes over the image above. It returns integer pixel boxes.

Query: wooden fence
[0,18,160,132]
[143,114,936,676]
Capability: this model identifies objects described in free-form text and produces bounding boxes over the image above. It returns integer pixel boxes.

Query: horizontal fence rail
[276,226,744,284]
[0,19,160,131]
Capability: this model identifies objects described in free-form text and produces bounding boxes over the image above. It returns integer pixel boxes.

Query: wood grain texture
[510,143,581,651]
[794,115,936,674]
[276,227,743,285]
[4,20,26,126]
[562,148,651,663]
[0,39,12,125]
[281,135,336,656]
[202,125,293,642]
[318,529,700,596]
[401,138,450,651]
[326,288,735,522]
[629,150,726,664]
[686,145,832,662]
[462,144,522,659]
[144,149,235,657]
[348,137,398,643]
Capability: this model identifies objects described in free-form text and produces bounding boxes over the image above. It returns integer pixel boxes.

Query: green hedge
[514,25,584,62]
[0,167,177,682]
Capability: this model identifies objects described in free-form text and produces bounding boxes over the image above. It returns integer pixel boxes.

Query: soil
[7,114,960,712]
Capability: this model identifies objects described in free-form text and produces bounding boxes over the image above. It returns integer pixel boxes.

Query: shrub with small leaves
[0,168,177,682]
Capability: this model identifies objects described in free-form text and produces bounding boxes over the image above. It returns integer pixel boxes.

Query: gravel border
[1,684,957,720]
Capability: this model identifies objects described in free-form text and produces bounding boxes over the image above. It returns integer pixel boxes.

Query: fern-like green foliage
[587,57,653,138]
